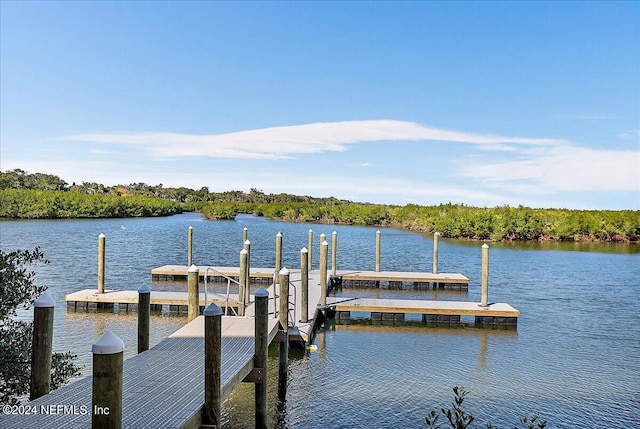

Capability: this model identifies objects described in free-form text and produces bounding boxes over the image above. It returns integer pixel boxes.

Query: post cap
[99,233,105,238]
[376,230,380,234]
[188,225,193,230]
[435,232,441,236]
[279,267,290,276]
[482,243,489,248]
[321,240,328,246]
[138,284,151,293]
[301,247,308,253]
[276,232,282,237]
[254,287,269,298]
[204,303,223,317]
[309,228,313,233]
[332,231,337,235]
[240,248,248,255]
[34,291,55,308]
[243,226,248,231]
[188,264,199,273]
[244,239,251,245]
[92,330,124,355]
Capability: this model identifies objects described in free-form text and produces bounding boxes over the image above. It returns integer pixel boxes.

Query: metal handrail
[204,267,240,316]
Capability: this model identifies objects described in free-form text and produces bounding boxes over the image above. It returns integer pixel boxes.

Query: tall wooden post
[300,247,309,323]
[278,268,289,400]
[98,233,105,293]
[275,232,283,275]
[187,226,193,267]
[320,240,328,306]
[137,284,150,353]
[239,249,248,316]
[242,226,248,243]
[244,240,251,308]
[187,264,199,321]
[203,304,222,428]
[331,231,337,276]
[375,230,381,272]
[254,287,269,429]
[278,268,290,329]
[433,232,440,274]
[480,244,489,307]
[30,291,54,400]
[92,331,124,429]
[307,229,313,270]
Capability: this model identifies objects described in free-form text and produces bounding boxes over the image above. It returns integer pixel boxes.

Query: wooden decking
[328,297,519,317]
[0,316,280,429]
[65,289,240,311]
[336,269,469,284]
[151,265,276,280]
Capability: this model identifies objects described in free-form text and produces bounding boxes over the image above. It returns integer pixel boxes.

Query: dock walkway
[0,316,280,429]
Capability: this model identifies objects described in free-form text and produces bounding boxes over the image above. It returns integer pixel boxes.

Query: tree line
[1,169,638,242]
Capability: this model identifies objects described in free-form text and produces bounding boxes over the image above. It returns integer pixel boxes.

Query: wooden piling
[320,240,328,306]
[187,226,193,267]
[375,230,381,272]
[254,287,269,429]
[278,268,289,400]
[331,231,337,276]
[433,232,440,274]
[300,247,309,323]
[98,233,105,293]
[307,229,313,269]
[30,291,54,400]
[242,226,248,243]
[92,331,124,429]
[137,284,150,353]
[243,240,251,308]
[275,232,283,275]
[187,264,199,321]
[480,243,489,307]
[239,249,248,316]
[203,304,222,428]
[278,267,290,329]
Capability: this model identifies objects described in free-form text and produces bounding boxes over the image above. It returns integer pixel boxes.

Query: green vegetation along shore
[1,169,638,242]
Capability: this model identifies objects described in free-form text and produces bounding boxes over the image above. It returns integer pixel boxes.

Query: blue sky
[1,1,638,209]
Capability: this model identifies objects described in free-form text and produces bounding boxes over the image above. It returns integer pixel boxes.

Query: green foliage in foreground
[201,201,640,242]
[0,248,81,406]
[425,386,547,429]
[0,189,183,219]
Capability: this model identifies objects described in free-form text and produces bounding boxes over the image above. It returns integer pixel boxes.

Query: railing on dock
[203,266,240,316]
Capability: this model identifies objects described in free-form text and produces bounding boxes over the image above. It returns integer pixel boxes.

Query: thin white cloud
[461,145,640,193]
[618,129,640,141]
[63,120,566,160]
[350,162,377,168]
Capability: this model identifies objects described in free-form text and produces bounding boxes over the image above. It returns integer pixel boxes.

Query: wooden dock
[151,265,276,281]
[0,316,280,429]
[327,297,519,325]
[65,289,241,313]
[150,265,470,289]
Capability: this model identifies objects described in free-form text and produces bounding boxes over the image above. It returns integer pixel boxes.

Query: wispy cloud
[350,162,377,168]
[618,129,640,141]
[460,145,640,193]
[63,120,566,160]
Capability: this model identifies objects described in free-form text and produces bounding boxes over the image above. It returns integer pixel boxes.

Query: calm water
[1,213,639,428]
